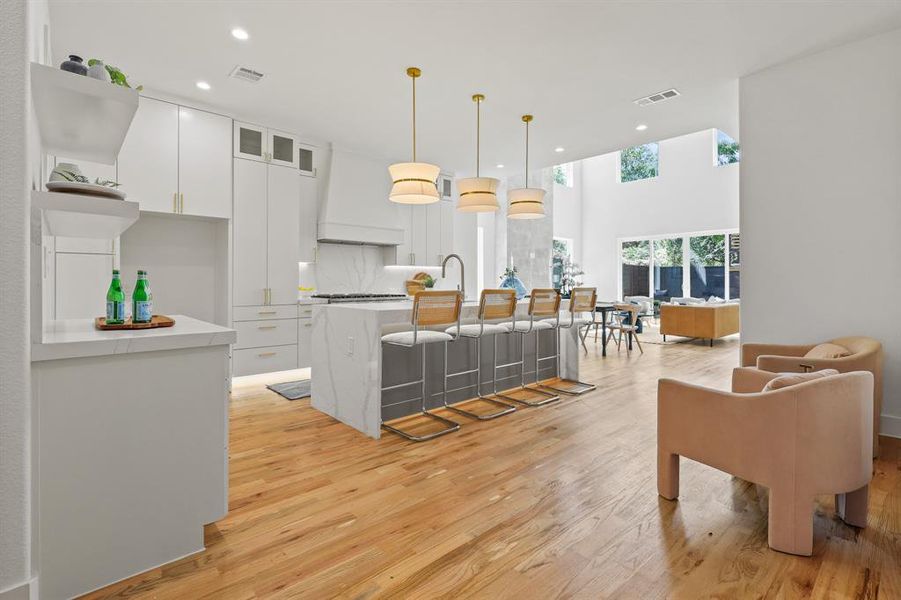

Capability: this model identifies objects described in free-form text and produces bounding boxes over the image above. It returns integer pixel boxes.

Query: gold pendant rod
[407,67,421,162]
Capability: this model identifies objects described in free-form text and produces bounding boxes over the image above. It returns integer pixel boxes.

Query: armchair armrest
[741,342,815,367]
[732,367,780,393]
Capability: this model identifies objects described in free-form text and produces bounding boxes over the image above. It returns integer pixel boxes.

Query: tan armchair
[741,337,883,456]
[658,368,873,556]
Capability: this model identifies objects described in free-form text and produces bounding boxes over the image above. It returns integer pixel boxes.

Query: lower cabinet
[298,317,312,368]
[233,344,298,377]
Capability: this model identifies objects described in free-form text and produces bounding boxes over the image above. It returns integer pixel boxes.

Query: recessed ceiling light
[554,147,564,153]
[231,28,249,40]
[496,164,504,168]
[636,124,648,131]
[196,81,211,90]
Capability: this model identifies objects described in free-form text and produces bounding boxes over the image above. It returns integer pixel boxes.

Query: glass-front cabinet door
[234,121,266,162]
[269,129,300,169]
[297,143,316,177]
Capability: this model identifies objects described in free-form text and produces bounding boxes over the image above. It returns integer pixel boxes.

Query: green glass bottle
[132,269,153,323]
[105,269,126,324]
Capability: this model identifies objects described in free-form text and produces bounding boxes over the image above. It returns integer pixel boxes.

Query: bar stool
[539,287,598,395]
[442,289,517,420]
[494,288,561,406]
[380,290,463,442]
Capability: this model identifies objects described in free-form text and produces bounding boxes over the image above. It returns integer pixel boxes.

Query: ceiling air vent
[634,88,680,107]
[229,66,264,83]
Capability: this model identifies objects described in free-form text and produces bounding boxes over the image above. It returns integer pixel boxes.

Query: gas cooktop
[311,293,408,303]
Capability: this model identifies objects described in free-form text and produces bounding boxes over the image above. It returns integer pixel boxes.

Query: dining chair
[607,303,644,354]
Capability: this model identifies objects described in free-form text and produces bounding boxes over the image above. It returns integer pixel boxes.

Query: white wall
[576,129,739,299]
[740,27,901,436]
[1,0,46,596]
[552,162,584,264]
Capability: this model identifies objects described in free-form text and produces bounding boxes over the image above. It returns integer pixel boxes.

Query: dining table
[590,302,648,356]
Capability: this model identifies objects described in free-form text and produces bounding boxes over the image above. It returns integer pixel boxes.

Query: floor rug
[267,379,312,400]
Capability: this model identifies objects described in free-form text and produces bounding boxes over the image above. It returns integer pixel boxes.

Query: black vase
[60,55,87,76]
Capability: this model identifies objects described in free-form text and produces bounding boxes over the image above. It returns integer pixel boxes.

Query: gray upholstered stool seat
[503,320,553,333]
[446,323,508,337]
[382,330,453,345]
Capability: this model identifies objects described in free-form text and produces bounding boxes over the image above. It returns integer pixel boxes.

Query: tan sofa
[742,337,883,457]
[658,368,873,556]
[659,302,739,346]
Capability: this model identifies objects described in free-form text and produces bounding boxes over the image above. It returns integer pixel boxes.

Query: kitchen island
[32,315,236,599]
[310,300,582,439]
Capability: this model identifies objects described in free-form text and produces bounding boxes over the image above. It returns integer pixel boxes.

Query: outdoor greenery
[553,163,573,186]
[620,143,658,182]
[689,235,725,266]
[653,238,683,266]
[621,240,650,265]
[716,130,740,165]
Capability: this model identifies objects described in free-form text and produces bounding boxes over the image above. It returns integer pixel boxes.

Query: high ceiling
[49,1,901,177]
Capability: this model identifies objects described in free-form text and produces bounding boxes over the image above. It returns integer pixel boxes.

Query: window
[728,233,740,299]
[653,238,683,301]
[689,234,726,299]
[716,130,740,165]
[620,240,650,297]
[620,143,658,183]
[551,238,573,290]
[553,163,573,187]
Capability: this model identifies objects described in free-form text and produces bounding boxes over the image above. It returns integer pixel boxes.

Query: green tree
[717,141,740,165]
[621,143,658,182]
[689,235,725,266]
[653,238,683,266]
[621,240,650,265]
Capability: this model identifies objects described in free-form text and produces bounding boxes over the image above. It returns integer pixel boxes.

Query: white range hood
[317,148,405,246]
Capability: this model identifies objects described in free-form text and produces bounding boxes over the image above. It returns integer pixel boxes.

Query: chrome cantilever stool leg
[538,322,597,395]
[441,333,516,420]
[381,341,460,442]
[493,327,560,406]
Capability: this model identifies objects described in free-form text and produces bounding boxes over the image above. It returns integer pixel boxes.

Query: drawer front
[297,304,316,319]
[235,319,298,349]
[233,305,298,322]
[233,345,298,377]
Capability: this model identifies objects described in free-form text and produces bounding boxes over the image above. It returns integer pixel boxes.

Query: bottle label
[106,300,125,323]
[134,301,153,322]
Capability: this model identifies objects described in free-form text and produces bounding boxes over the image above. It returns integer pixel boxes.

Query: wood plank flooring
[83,335,901,599]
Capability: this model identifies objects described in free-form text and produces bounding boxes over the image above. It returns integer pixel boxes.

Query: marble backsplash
[298,243,442,295]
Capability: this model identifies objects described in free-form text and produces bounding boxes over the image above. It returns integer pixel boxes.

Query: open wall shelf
[32,191,139,239]
[30,62,139,165]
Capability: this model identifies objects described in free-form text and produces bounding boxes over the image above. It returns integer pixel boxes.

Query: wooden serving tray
[94,315,175,330]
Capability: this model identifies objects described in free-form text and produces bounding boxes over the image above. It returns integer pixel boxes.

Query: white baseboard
[880,413,901,439]
[0,578,37,600]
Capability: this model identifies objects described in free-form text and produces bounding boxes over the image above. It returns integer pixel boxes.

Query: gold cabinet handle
[173,192,178,213]
[302,322,312,327]
[258,352,276,357]
[258,325,277,330]
[258,310,277,315]
[179,193,184,214]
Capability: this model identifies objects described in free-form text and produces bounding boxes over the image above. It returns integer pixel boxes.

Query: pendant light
[388,67,440,204]
[456,94,499,212]
[507,114,546,219]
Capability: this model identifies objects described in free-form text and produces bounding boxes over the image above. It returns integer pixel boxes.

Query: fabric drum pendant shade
[389,162,440,204]
[507,187,546,219]
[457,176,500,212]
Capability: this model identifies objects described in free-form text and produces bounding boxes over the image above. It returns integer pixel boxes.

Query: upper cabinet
[234,121,318,177]
[178,107,232,219]
[118,97,232,218]
[118,97,179,214]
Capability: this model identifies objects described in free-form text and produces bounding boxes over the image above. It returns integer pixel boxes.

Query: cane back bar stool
[441,289,518,420]
[380,290,463,441]
[494,288,561,406]
[539,287,598,395]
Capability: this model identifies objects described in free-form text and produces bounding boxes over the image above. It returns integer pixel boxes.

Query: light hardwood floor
[84,335,900,599]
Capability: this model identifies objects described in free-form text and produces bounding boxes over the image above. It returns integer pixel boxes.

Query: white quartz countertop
[32,315,237,362]
[316,299,528,312]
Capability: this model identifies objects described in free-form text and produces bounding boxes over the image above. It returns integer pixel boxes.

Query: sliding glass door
[689,234,726,299]
[621,240,650,297]
[653,238,683,301]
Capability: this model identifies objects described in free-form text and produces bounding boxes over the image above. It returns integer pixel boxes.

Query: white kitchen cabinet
[118,96,179,214]
[233,159,269,306]
[178,107,232,219]
[119,98,232,218]
[233,345,298,377]
[426,203,442,266]
[440,201,454,263]
[391,200,454,266]
[267,165,301,305]
[234,122,318,175]
[298,175,318,262]
[54,252,113,319]
[298,318,312,368]
[411,206,428,265]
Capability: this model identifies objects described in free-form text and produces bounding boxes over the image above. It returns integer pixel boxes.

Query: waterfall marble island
[310,300,582,438]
